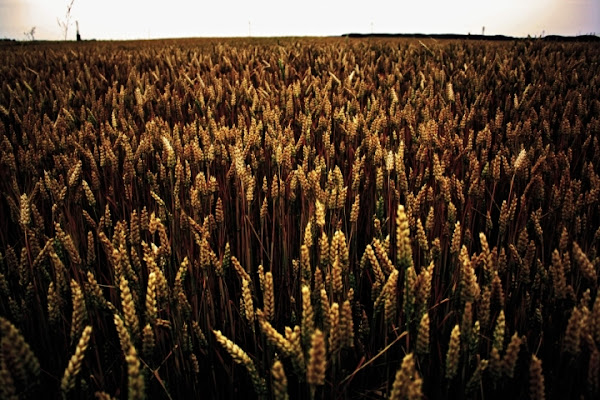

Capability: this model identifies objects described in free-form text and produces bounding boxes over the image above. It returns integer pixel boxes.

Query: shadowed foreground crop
[0,37,599,399]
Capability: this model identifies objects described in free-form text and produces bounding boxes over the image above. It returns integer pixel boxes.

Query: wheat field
[0,37,599,399]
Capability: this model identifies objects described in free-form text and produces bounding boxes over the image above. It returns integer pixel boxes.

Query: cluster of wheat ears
[0,37,599,399]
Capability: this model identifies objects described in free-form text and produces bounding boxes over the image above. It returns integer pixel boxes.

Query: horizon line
[3,32,599,43]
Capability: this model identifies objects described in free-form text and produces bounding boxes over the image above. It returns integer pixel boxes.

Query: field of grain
[0,37,599,399]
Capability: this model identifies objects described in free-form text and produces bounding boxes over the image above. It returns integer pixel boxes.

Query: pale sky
[1,0,599,40]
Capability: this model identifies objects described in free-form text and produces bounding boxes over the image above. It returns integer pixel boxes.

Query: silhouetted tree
[57,0,76,40]
[24,27,36,41]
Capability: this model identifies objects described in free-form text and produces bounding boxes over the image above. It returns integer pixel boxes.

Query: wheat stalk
[61,325,93,393]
